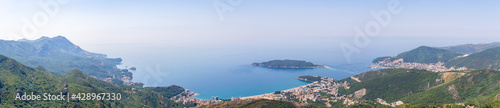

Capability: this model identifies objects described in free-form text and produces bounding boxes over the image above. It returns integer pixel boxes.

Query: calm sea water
[81,36,494,100]
[112,46,371,100]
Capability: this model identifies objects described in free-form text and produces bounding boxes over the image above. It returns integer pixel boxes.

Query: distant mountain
[0,36,126,79]
[445,47,500,69]
[373,46,464,64]
[439,42,500,54]
[0,54,190,107]
[1,36,106,58]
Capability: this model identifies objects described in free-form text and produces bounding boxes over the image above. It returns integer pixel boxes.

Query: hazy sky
[0,0,499,47]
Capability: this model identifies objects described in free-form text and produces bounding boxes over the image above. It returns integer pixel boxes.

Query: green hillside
[0,54,190,107]
[338,69,442,103]
[402,69,500,107]
[252,59,322,69]
[373,46,463,64]
[396,46,463,63]
[335,68,500,107]
[445,47,500,69]
[0,54,63,107]
[199,99,303,108]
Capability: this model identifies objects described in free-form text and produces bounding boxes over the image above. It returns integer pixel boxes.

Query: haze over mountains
[446,47,500,69]
[0,54,193,107]
[373,42,500,70]
[440,42,500,54]
[0,36,129,79]
[394,46,463,64]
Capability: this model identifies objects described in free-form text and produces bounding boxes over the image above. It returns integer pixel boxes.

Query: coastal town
[140,57,476,107]
[368,58,467,72]
[170,89,214,105]
[118,57,471,107]
[169,76,403,107]
[239,76,403,107]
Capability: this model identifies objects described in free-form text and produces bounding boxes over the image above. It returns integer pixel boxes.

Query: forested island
[252,59,324,69]
[296,75,323,82]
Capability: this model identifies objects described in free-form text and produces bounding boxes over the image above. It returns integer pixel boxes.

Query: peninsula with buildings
[368,58,468,72]
[296,75,325,82]
[369,46,469,72]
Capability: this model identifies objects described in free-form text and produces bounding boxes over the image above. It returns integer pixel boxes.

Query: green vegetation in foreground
[202,98,396,108]
[0,36,130,79]
[373,46,464,64]
[445,47,500,69]
[402,69,500,106]
[337,69,500,107]
[0,54,191,107]
[199,99,303,108]
[338,69,442,103]
[252,59,322,69]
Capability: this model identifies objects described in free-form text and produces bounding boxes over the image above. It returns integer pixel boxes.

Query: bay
[80,36,491,100]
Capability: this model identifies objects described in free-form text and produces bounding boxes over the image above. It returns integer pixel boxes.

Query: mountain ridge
[0,36,127,79]
[439,42,500,54]
[0,54,191,107]
[373,46,464,64]
[445,47,500,69]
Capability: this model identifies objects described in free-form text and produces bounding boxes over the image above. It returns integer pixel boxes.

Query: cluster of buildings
[343,98,358,106]
[167,76,404,107]
[170,90,243,105]
[170,89,212,105]
[283,77,349,102]
[376,98,404,107]
[208,96,224,103]
[239,77,367,106]
[370,58,467,72]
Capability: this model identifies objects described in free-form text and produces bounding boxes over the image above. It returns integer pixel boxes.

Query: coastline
[117,61,358,102]
[240,81,316,100]
[117,62,317,100]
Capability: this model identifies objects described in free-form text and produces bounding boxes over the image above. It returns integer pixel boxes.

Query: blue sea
[81,36,492,100]
[112,46,372,100]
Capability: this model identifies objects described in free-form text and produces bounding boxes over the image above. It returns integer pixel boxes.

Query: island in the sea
[296,75,323,82]
[129,67,137,70]
[252,59,325,69]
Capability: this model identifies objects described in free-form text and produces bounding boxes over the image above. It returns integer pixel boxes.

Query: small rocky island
[252,59,325,69]
[129,67,137,70]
